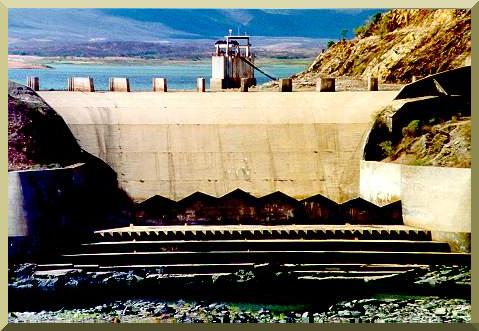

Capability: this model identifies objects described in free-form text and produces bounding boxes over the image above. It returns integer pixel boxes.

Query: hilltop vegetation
[293,9,471,84]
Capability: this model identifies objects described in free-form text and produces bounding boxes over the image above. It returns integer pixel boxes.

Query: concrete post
[279,78,292,92]
[197,77,206,92]
[412,75,423,82]
[152,78,167,92]
[240,78,249,92]
[67,77,94,92]
[368,76,379,91]
[26,76,39,91]
[316,77,335,92]
[109,77,130,92]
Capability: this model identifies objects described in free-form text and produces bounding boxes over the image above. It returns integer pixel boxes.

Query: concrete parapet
[316,77,335,92]
[368,77,378,91]
[411,75,423,82]
[394,66,470,100]
[279,78,292,92]
[240,78,249,92]
[210,78,226,91]
[197,77,206,92]
[68,77,94,92]
[26,76,39,91]
[109,77,130,92]
[152,78,167,92]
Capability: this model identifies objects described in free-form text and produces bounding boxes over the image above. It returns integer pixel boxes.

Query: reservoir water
[8,63,307,91]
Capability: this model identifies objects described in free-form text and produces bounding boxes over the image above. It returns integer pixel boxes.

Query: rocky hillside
[293,9,471,85]
[384,117,471,168]
[8,81,85,171]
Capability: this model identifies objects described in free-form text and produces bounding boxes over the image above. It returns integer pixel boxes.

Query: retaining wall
[8,162,131,261]
[360,160,471,251]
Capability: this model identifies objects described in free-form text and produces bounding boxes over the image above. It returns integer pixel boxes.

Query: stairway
[37,225,470,281]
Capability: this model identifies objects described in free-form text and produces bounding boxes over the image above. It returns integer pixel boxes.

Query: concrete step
[93,225,431,242]
[36,262,424,275]
[78,239,451,254]
[61,250,470,266]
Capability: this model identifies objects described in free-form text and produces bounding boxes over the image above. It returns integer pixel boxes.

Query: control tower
[210,33,257,90]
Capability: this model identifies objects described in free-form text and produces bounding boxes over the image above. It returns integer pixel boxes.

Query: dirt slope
[293,9,470,85]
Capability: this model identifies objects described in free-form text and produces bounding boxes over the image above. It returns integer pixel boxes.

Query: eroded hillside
[293,9,471,85]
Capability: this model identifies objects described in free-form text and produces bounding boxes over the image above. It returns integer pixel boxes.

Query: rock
[348,311,362,317]
[35,277,59,290]
[434,308,447,316]
[222,311,231,323]
[337,310,351,317]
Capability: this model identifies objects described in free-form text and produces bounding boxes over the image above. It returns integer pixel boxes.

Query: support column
[152,78,167,92]
[197,77,206,92]
[316,77,335,92]
[109,77,130,92]
[26,76,39,91]
[279,78,292,92]
[67,77,94,92]
[368,76,379,91]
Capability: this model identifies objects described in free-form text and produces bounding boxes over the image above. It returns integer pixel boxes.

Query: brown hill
[293,9,471,85]
[8,81,84,171]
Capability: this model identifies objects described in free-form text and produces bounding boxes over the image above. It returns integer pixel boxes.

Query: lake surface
[8,63,307,91]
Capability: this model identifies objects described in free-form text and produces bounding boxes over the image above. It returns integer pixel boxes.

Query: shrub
[402,120,421,137]
[327,40,335,49]
[412,158,430,166]
[354,12,383,37]
[378,140,394,157]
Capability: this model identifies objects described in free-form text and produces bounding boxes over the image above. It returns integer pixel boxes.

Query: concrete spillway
[38,91,397,203]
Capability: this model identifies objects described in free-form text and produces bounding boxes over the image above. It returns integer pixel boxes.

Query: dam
[38,90,397,204]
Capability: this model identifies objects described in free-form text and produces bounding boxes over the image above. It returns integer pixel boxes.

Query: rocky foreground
[8,296,470,323]
[8,264,470,323]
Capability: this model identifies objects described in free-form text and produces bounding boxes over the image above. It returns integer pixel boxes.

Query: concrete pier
[317,78,335,92]
[368,77,379,91]
[26,76,39,91]
[109,78,130,92]
[67,77,94,92]
[197,78,206,92]
[152,78,167,92]
[279,78,292,92]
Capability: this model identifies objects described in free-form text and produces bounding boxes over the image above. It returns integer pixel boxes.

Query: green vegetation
[379,140,394,157]
[327,40,335,49]
[354,11,384,37]
[402,120,421,137]
[411,159,431,166]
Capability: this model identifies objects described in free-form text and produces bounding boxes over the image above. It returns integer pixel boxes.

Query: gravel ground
[8,264,470,323]
[8,296,470,323]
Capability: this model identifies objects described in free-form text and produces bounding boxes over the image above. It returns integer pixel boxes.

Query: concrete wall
[360,160,471,251]
[38,91,397,203]
[8,162,131,261]
[401,165,470,233]
[359,161,401,207]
